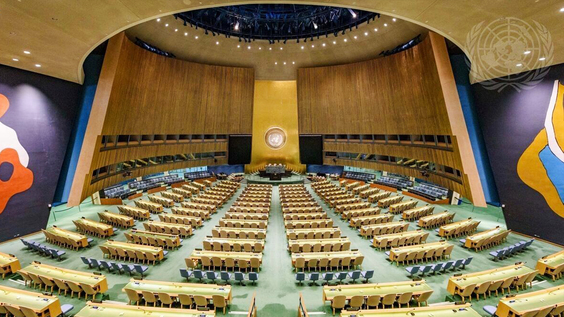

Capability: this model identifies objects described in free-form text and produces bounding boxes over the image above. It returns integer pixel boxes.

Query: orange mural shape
[0,93,34,214]
[0,148,34,214]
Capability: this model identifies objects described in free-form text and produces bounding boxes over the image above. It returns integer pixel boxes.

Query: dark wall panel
[0,65,81,242]
[472,64,564,245]
[299,135,323,165]
[228,135,252,165]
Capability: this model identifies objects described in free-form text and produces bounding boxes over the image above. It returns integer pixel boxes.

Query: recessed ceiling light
[280,47,283,50]
[175,29,178,32]
[195,36,199,39]
[283,62,286,65]
[560,7,564,12]
[333,41,336,44]
[237,45,240,48]
[516,63,523,67]
[248,46,251,50]
[12,58,19,62]
[524,51,531,55]
[539,57,546,61]
[184,32,188,36]
[354,36,358,39]
[322,43,326,47]
[301,46,304,49]
[259,47,262,50]
[384,23,388,27]
[344,39,348,42]
[364,32,368,36]
[311,45,315,48]
[374,28,378,32]
[23,50,30,54]
[275,62,278,65]
[165,23,169,27]
[35,64,41,67]
[269,47,272,50]
[156,18,161,22]
[393,18,397,22]
[292,61,295,64]
[216,41,219,45]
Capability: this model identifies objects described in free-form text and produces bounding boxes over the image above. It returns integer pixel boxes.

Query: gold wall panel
[247,81,304,172]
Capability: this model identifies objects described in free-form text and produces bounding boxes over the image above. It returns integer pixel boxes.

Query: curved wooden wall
[75,34,254,202]
[297,35,474,200]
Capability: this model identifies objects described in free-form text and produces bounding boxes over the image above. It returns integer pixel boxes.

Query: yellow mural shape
[517,80,564,218]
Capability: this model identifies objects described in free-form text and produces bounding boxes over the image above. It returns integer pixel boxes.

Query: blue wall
[53,54,104,204]
[208,164,245,175]
[306,164,344,175]
[450,55,500,205]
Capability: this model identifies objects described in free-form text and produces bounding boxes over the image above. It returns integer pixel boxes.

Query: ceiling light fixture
[157,18,161,22]
[516,63,523,67]
[374,28,378,32]
[248,46,251,49]
[216,41,219,45]
[301,46,304,49]
[259,47,262,50]
[35,64,41,67]
[322,43,326,47]
[195,36,199,39]
[393,18,397,22]
[560,7,564,12]
[524,51,531,55]
[344,38,348,42]
[23,50,30,54]
[275,62,278,65]
[184,32,188,36]
[333,41,336,44]
[12,58,19,61]
[311,44,315,48]
[292,61,295,64]
[175,29,178,32]
[237,45,240,48]
[364,32,368,36]
[280,47,283,50]
[539,57,546,61]
[347,8,357,18]
[354,35,358,39]
[165,23,169,27]
[384,23,388,27]
[283,62,286,65]
[234,21,239,30]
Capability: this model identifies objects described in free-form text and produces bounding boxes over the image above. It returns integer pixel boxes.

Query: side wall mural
[473,65,564,245]
[0,65,81,242]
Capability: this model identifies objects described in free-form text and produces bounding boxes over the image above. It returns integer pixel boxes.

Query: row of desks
[0,252,21,277]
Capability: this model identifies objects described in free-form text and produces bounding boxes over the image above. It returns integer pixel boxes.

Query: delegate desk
[44,227,89,248]
[446,263,537,295]
[495,285,564,317]
[291,251,362,268]
[0,252,21,278]
[389,241,451,262]
[323,279,433,302]
[0,285,62,317]
[102,240,164,262]
[464,227,509,249]
[74,218,114,237]
[204,237,265,250]
[286,228,341,239]
[20,262,108,293]
[75,301,215,317]
[189,250,262,264]
[372,230,427,248]
[536,250,564,277]
[214,227,267,239]
[123,278,232,303]
[284,219,333,229]
[129,230,181,248]
[289,238,350,251]
[98,211,134,228]
[438,219,480,237]
[341,304,480,317]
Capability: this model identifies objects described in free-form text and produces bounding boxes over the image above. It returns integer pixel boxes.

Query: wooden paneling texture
[102,36,254,135]
[298,35,475,199]
[297,35,450,135]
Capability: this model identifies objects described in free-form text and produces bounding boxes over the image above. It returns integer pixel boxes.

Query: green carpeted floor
[0,178,562,317]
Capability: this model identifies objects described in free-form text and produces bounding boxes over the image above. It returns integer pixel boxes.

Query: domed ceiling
[125,4,427,80]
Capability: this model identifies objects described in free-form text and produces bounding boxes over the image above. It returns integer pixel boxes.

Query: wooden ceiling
[125,15,426,80]
[1,0,562,83]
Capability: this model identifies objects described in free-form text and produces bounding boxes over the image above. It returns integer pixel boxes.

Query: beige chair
[158,292,174,308]
[28,273,44,290]
[474,281,491,300]
[348,295,364,310]
[397,292,413,308]
[537,307,556,317]
[295,258,306,272]
[487,280,504,297]
[141,291,158,306]
[178,294,193,309]
[20,307,38,317]
[381,293,397,308]
[331,295,346,316]
[213,295,228,314]
[549,305,564,317]
[81,283,99,301]
[250,258,261,272]
[39,276,55,293]
[212,257,223,271]
[500,277,515,294]
[238,259,249,272]
[308,259,319,272]
[458,283,477,302]
[366,295,381,309]
[67,281,83,299]
[415,290,432,307]
[201,256,212,270]
[124,288,141,305]
[194,295,208,310]
[6,306,24,317]
[18,271,32,287]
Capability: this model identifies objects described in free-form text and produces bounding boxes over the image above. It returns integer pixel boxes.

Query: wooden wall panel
[102,35,254,135]
[297,35,450,135]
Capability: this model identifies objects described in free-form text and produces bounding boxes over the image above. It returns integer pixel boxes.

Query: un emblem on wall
[465,17,553,92]
[265,127,287,150]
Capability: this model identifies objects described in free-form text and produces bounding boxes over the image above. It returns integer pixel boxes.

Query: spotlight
[384,23,388,27]
[157,18,161,22]
[539,57,546,61]
[301,46,304,50]
[174,29,178,32]
[23,50,31,54]
[524,51,531,55]
[165,23,169,27]
[313,21,318,29]
[12,58,19,61]
[322,43,326,47]
[348,8,357,18]
[248,46,251,49]
[184,32,188,36]
[333,41,336,44]
[292,61,295,64]
[234,21,239,30]
[393,18,397,22]
[216,41,219,45]
[35,64,41,67]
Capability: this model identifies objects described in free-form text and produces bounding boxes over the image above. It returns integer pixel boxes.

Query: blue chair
[309,272,320,286]
[452,259,464,270]
[459,239,466,244]
[81,257,92,268]
[206,271,218,283]
[111,262,124,274]
[220,271,231,284]
[336,272,348,284]
[20,239,30,249]
[90,259,101,269]
[99,261,112,271]
[61,304,74,317]
[348,271,361,283]
[489,249,504,261]
[442,261,453,272]
[322,272,334,285]
[431,263,443,274]
[87,238,94,244]
[462,257,473,269]
[180,268,191,281]
[296,272,306,285]
[483,306,497,316]
[361,270,374,283]
[420,265,432,275]
[193,270,204,282]
[248,272,258,285]
[122,264,134,276]
[385,251,390,256]
[405,266,420,277]
[163,251,169,257]
[234,272,245,286]
[134,265,148,277]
